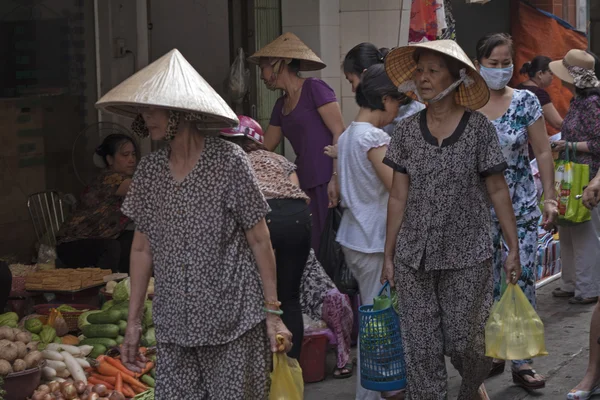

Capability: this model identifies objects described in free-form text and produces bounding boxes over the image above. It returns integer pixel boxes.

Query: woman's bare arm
[384,172,409,261]
[368,146,393,192]
[542,103,563,131]
[264,125,283,151]
[115,179,132,197]
[245,219,277,303]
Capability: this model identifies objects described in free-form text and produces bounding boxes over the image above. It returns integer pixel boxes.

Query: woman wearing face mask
[336,63,404,400]
[382,40,520,399]
[96,49,292,399]
[476,33,558,391]
[248,33,345,255]
[517,56,563,131]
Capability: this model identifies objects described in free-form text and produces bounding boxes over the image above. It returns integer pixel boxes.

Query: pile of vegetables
[30,379,127,400]
[83,353,155,398]
[0,325,43,376]
[105,278,154,298]
[40,343,91,382]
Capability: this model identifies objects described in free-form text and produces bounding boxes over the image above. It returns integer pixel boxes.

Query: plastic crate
[298,330,330,383]
[359,283,406,392]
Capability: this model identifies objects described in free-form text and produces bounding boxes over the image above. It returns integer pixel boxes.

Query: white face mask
[479,65,514,90]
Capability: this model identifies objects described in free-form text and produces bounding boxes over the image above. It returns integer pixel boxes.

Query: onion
[62,382,78,400]
[48,381,61,393]
[107,391,125,400]
[88,393,100,400]
[32,391,46,400]
[42,394,55,400]
[74,381,87,395]
[37,385,51,395]
[85,384,94,392]
[92,384,107,397]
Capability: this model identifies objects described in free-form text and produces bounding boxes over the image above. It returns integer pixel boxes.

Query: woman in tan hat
[475,33,557,390]
[381,40,521,399]
[96,49,292,399]
[249,32,345,255]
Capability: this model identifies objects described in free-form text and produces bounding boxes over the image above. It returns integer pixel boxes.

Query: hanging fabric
[409,0,439,43]
[437,0,456,41]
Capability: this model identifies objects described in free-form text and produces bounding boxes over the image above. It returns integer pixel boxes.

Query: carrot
[104,357,136,377]
[116,372,123,394]
[132,384,146,395]
[97,362,148,391]
[90,373,116,385]
[121,383,136,398]
[88,376,115,390]
[134,361,155,378]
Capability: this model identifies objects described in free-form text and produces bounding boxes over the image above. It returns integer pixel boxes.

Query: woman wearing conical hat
[249,32,346,254]
[96,49,292,399]
[381,40,520,398]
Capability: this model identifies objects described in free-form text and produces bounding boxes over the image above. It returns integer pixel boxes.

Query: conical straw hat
[96,49,238,129]
[248,32,326,71]
[385,40,490,110]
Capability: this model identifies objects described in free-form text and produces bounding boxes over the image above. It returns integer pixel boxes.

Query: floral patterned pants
[155,322,270,399]
[396,260,493,400]
[492,213,539,366]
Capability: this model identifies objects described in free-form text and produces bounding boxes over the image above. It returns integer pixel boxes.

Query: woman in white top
[336,63,403,400]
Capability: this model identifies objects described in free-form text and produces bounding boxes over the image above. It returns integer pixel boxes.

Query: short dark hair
[95,134,137,166]
[413,48,462,80]
[222,135,266,153]
[520,56,551,78]
[343,43,389,75]
[475,33,514,62]
[355,64,407,111]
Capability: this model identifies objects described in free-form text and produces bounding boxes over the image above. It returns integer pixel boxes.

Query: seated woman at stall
[56,134,138,273]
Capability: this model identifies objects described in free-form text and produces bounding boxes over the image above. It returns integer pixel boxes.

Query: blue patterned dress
[490,89,543,365]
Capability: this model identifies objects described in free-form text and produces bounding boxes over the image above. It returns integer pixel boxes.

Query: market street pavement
[305,280,595,400]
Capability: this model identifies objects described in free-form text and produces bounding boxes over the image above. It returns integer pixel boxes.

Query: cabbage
[141,327,156,347]
[113,278,131,302]
[142,301,153,329]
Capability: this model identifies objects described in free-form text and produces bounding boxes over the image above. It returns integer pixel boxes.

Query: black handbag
[317,207,359,296]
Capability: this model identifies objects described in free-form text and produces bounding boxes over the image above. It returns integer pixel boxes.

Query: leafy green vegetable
[24,318,43,334]
[40,325,57,344]
[56,304,79,312]
[0,312,18,326]
[140,327,156,347]
[113,278,130,302]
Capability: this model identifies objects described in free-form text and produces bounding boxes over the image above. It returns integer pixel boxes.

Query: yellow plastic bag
[485,284,548,360]
[269,341,303,400]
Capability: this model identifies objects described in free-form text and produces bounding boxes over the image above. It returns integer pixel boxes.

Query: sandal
[569,296,599,305]
[487,360,505,379]
[553,288,575,298]
[333,363,353,379]
[567,384,600,400]
[512,368,546,390]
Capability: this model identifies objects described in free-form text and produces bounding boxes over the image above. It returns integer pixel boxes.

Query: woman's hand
[327,177,340,208]
[551,140,566,153]
[504,250,521,284]
[266,314,293,353]
[324,144,338,159]
[583,177,600,209]
[121,322,146,373]
[541,202,558,231]
[380,257,395,287]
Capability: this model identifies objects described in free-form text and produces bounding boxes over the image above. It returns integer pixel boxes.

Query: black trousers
[0,262,12,312]
[267,199,312,360]
[56,230,134,273]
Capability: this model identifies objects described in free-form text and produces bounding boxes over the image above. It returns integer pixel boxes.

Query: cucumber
[118,320,127,335]
[88,344,107,359]
[150,367,155,379]
[109,303,129,320]
[115,335,124,345]
[88,310,122,325]
[82,324,120,339]
[141,374,155,388]
[80,338,118,347]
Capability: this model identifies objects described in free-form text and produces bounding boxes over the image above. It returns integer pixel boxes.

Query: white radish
[78,345,94,357]
[42,350,64,361]
[75,358,90,368]
[60,351,87,384]
[47,343,82,357]
[56,368,71,378]
[45,360,67,371]
[42,366,57,380]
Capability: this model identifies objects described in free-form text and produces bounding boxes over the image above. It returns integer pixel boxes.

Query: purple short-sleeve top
[269,78,337,190]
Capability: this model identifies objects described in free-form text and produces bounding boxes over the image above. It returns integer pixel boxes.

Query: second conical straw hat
[96,49,238,129]
[248,32,326,71]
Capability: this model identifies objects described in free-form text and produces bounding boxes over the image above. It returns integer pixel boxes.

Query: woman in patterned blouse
[56,133,138,273]
[381,40,520,399]
[550,51,600,307]
[476,33,557,390]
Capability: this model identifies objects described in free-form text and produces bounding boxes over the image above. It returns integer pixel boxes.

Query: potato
[0,342,18,363]
[0,326,14,341]
[27,341,39,352]
[15,341,27,359]
[0,359,12,375]
[15,331,31,344]
[24,350,43,368]
[12,328,21,336]
[0,339,11,348]
[12,358,26,372]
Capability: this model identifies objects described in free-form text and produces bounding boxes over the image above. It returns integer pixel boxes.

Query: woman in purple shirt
[250,33,345,253]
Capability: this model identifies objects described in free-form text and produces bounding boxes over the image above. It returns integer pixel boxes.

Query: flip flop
[569,296,599,305]
[333,363,353,379]
[512,369,546,390]
[487,360,505,379]
[567,385,600,400]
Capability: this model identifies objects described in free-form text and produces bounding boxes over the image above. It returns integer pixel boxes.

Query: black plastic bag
[317,207,359,296]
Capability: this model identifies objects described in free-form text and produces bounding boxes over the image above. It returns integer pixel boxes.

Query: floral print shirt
[383,110,507,271]
[56,171,130,244]
[247,150,308,201]
[121,137,269,346]
[490,89,543,221]
[560,94,600,180]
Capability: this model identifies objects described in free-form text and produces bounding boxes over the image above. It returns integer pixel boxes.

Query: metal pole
[93,0,102,122]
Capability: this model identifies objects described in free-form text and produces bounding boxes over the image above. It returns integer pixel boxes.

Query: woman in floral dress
[476,33,558,390]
